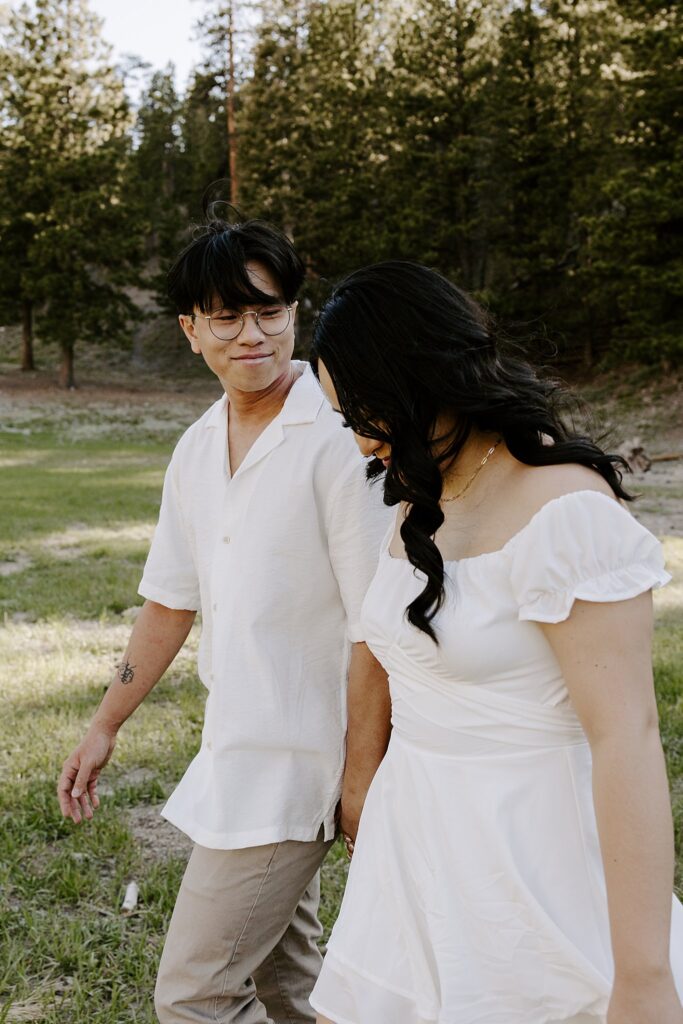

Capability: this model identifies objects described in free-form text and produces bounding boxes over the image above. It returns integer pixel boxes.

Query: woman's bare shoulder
[519,461,615,499]
[502,460,618,529]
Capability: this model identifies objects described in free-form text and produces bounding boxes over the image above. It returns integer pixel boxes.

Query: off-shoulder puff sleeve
[509,490,671,624]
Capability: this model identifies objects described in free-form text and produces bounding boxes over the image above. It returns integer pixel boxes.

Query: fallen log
[650,452,683,463]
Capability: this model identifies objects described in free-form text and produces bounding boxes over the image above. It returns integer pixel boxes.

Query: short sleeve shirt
[139,363,392,849]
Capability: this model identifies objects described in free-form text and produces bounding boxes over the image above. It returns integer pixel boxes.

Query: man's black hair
[167,205,305,315]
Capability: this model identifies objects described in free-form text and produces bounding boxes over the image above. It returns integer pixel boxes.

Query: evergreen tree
[190,1,262,208]
[123,66,187,305]
[236,0,308,233]
[0,0,137,386]
[487,2,566,315]
[585,0,683,363]
[383,0,505,292]
[239,1,398,277]
[177,68,229,219]
[285,0,392,275]
[545,0,627,363]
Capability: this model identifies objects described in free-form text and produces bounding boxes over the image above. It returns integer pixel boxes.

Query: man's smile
[231,352,274,362]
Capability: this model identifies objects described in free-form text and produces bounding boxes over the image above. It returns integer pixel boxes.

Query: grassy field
[1,382,682,1022]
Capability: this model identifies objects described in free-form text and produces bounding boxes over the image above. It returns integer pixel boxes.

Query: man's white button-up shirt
[139,363,391,849]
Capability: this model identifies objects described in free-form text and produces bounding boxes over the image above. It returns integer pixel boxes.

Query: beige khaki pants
[155,833,334,1024]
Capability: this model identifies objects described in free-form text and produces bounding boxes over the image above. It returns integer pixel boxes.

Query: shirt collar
[280,362,325,425]
[204,361,323,430]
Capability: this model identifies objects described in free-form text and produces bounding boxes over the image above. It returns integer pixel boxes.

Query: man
[57,214,391,1024]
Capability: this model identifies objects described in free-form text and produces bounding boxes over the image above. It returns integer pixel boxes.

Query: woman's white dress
[310,490,683,1024]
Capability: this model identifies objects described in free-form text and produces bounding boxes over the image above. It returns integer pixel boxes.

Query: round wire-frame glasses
[192,305,293,341]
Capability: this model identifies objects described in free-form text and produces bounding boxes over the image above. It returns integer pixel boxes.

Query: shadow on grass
[0,435,169,550]
[0,548,151,618]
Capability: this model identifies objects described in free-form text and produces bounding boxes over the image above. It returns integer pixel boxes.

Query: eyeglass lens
[208,307,290,340]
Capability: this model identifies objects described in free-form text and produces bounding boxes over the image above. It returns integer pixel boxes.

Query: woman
[309,261,683,1024]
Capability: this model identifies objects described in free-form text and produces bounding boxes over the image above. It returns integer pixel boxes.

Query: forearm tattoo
[117,659,136,685]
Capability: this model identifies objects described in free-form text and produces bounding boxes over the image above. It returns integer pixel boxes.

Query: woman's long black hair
[311,261,631,642]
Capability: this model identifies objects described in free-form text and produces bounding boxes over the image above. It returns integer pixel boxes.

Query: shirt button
[222,535,231,544]
[213,603,218,612]
[206,740,212,750]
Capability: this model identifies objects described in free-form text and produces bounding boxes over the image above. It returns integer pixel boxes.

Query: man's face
[179,261,297,394]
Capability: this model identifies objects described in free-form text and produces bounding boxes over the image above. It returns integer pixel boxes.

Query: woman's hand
[340,792,364,858]
[608,970,683,1024]
[339,641,391,860]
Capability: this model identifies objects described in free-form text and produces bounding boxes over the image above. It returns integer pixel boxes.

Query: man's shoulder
[172,393,226,462]
[304,404,364,473]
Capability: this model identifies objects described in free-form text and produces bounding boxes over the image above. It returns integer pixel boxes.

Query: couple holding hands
[58,213,683,1024]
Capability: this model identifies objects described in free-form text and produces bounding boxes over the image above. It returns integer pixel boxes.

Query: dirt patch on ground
[581,368,683,454]
[630,459,683,537]
[0,366,219,405]
[0,366,221,447]
[0,553,32,576]
[126,804,193,862]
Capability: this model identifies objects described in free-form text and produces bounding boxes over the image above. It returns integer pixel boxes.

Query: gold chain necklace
[442,439,502,503]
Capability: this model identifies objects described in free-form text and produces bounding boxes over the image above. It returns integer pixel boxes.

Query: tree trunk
[227,1,239,206]
[21,299,35,372]
[584,310,595,368]
[59,344,76,389]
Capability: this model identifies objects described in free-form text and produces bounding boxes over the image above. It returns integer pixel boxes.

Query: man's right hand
[56,602,196,824]
[57,724,117,824]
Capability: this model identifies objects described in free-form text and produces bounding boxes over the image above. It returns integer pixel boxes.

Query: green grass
[0,417,680,1021]
[0,433,169,620]
[0,423,204,1021]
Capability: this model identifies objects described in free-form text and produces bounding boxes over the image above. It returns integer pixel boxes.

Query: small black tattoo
[117,659,136,685]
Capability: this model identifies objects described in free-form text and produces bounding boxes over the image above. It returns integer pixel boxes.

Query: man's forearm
[342,642,391,826]
[92,599,196,733]
[60,599,197,818]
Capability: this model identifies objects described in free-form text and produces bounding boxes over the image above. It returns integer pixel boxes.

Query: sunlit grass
[0,435,168,621]
[0,612,204,1022]
[0,420,206,1021]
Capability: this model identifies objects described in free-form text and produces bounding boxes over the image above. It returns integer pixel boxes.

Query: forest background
[1,2,682,1022]
[0,0,681,387]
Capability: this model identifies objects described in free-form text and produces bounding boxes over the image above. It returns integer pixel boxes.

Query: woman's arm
[540,592,683,1024]
[341,641,391,846]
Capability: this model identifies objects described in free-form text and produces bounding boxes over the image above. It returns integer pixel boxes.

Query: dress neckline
[384,488,621,567]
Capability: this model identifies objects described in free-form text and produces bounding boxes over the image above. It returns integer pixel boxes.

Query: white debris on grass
[121,881,139,913]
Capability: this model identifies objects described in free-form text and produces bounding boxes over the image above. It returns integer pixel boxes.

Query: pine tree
[0,0,136,386]
[487,2,566,315]
[123,66,187,305]
[585,0,683,363]
[239,1,398,277]
[177,68,229,220]
[236,0,307,231]
[190,1,263,209]
[384,0,505,292]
